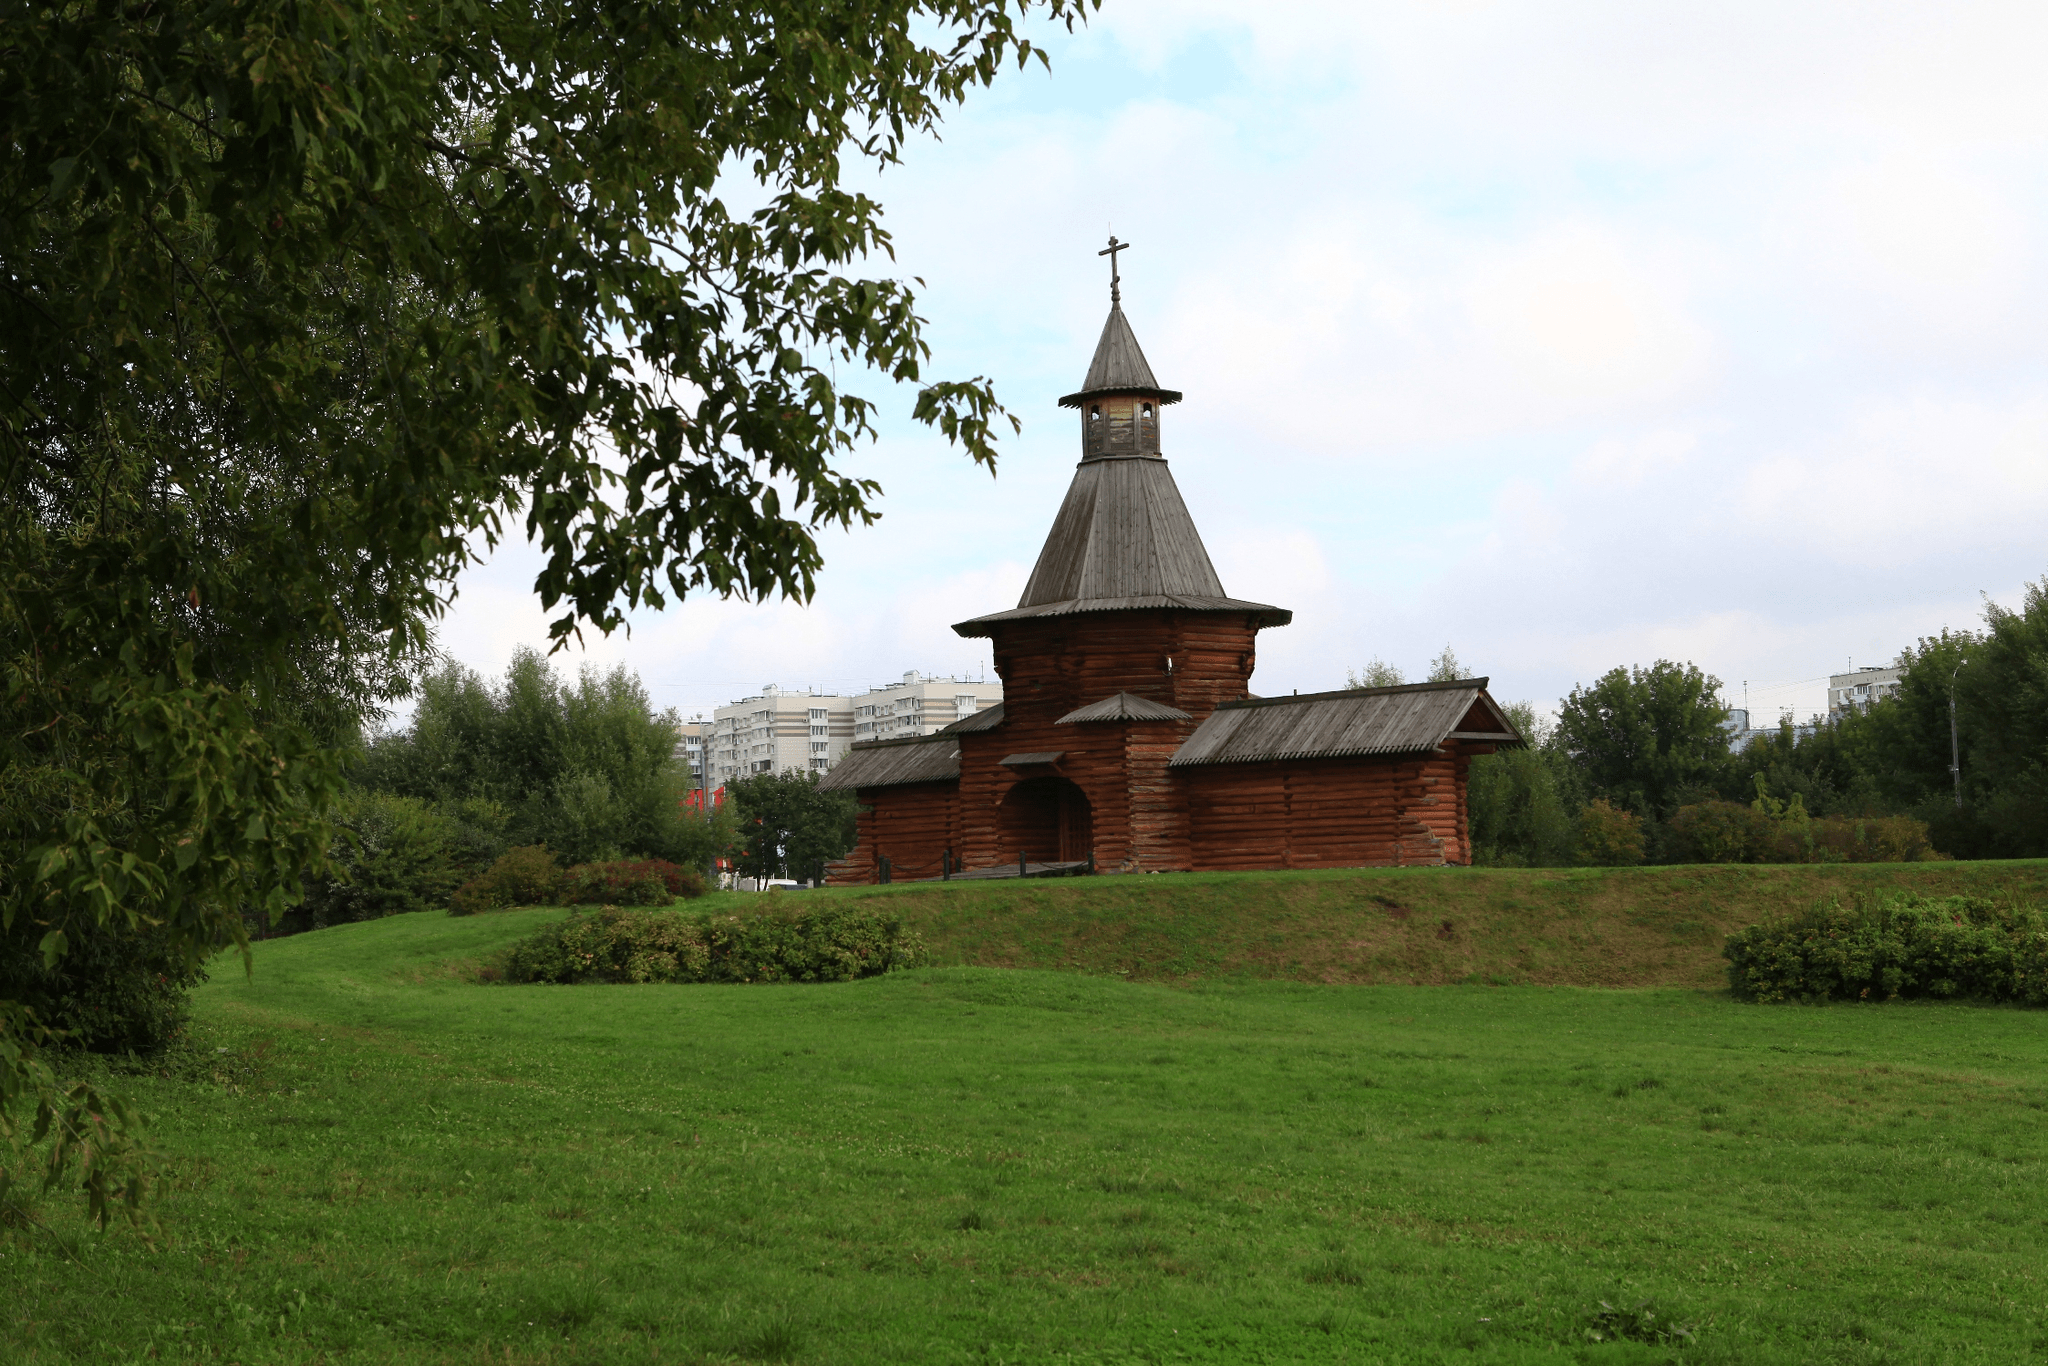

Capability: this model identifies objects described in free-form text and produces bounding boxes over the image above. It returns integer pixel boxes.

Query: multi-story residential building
[696,686,857,784]
[677,718,708,787]
[680,673,1003,787]
[851,671,1003,743]
[1828,666,1902,718]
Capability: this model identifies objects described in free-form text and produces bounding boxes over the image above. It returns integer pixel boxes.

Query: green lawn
[7,907,2048,1364]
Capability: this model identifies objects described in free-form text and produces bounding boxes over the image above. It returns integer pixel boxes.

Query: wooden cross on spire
[1099,235,1130,307]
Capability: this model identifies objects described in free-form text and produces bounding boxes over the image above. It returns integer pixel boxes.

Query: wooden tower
[821,243,1523,883]
[944,281,1291,872]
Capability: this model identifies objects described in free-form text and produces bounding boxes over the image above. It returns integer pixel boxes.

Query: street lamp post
[1949,657,1969,809]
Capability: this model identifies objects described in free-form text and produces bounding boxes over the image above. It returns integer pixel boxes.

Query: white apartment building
[1829,667,1902,718]
[852,671,1003,743]
[677,720,707,786]
[696,686,857,785]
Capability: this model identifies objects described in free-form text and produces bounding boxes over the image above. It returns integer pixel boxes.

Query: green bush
[450,845,563,915]
[497,904,930,985]
[1574,799,1644,866]
[0,916,204,1055]
[296,790,462,930]
[560,859,707,906]
[1724,894,2048,1004]
[1804,814,1946,863]
[442,796,515,879]
[1668,799,1943,864]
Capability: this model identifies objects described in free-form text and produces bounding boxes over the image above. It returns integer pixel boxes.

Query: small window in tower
[1089,406,1102,422]
[1142,402,1153,419]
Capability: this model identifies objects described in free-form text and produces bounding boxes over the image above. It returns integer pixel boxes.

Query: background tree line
[298,648,860,929]
[1442,575,2048,866]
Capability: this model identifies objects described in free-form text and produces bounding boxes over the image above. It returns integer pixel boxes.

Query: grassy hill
[10,908,2048,1363]
[724,860,2048,990]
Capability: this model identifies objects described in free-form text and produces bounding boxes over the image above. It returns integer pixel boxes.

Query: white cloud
[1461,224,1714,410]
[1572,429,1699,491]
[1737,392,2048,559]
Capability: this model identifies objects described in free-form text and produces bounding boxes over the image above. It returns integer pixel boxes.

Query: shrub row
[1725,894,2048,1004]
[494,904,929,985]
[450,847,706,915]
[1670,801,1942,864]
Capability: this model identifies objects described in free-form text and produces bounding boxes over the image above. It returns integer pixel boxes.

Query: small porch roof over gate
[1168,678,1522,768]
[1056,691,1192,724]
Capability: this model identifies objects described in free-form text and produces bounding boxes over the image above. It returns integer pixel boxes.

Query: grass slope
[762,860,2048,989]
[6,907,2048,1364]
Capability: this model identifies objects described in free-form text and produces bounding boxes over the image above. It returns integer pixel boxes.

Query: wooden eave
[954,594,1291,637]
[1057,384,1185,408]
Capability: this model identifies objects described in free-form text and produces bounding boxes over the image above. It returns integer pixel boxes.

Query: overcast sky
[434,1,2048,728]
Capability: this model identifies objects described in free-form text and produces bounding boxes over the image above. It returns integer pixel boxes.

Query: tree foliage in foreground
[1,0,1089,1222]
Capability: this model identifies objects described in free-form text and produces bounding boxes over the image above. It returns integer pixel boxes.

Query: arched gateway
[821,246,1522,882]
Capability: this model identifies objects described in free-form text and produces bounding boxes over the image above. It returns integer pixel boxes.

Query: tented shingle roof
[953,457,1290,636]
[1058,306,1183,408]
[1169,679,1522,768]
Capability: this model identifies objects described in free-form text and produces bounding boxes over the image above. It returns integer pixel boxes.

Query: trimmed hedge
[1724,894,2048,1004]
[495,904,930,985]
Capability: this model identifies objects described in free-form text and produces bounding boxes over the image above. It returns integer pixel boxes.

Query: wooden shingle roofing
[1056,691,1193,724]
[1058,305,1183,408]
[938,702,1005,734]
[815,733,959,791]
[953,456,1290,636]
[1168,679,1523,768]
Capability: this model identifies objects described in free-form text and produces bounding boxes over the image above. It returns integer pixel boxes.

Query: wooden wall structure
[821,289,1521,884]
[1177,750,1477,871]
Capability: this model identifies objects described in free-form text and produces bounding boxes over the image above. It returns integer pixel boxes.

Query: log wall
[950,608,1267,873]
[826,781,961,886]
[986,609,1264,732]
[1180,744,1485,871]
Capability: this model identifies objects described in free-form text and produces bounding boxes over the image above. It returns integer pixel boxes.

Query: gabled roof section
[938,701,1005,734]
[1168,678,1523,768]
[1056,692,1193,725]
[816,734,959,791]
[1059,306,1183,408]
[953,457,1291,636]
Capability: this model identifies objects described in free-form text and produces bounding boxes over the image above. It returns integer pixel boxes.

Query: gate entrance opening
[999,776,1094,864]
